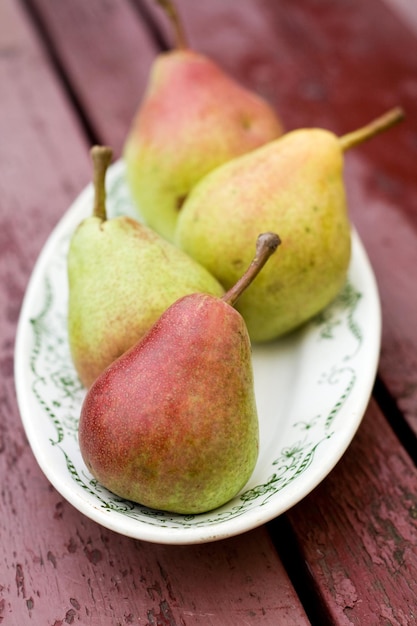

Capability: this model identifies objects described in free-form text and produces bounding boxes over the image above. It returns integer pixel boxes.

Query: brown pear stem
[222,233,281,307]
[339,106,405,152]
[155,0,188,50]
[91,145,113,221]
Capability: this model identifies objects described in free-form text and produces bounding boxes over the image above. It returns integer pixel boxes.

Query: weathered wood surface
[285,399,417,625]
[23,0,158,153]
[1,0,417,623]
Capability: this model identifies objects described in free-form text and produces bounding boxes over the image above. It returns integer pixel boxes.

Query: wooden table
[2,0,417,623]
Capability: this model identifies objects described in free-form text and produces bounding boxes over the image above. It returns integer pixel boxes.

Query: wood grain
[286,399,417,624]
[24,0,159,154]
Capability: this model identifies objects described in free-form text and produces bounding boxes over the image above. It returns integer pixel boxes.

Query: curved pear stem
[222,233,281,307]
[339,106,405,152]
[155,0,188,50]
[91,145,113,221]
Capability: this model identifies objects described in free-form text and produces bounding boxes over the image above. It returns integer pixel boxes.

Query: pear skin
[78,233,280,514]
[123,49,283,243]
[175,128,351,342]
[68,147,224,388]
[68,218,224,388]
[78,292,258,514]
[175,107,404,342]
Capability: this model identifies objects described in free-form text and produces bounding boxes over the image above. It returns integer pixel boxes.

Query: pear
[175,107,404,342]
[123,0,283,243]
[67,145,224,388]
[78,233,281,514]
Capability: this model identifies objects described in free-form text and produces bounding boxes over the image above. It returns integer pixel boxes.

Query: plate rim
[14,160,381,545]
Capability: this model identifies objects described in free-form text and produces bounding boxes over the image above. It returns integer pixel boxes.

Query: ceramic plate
[14,160,381,545]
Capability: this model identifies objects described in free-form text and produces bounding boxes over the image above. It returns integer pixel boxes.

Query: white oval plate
[15,161,380,545]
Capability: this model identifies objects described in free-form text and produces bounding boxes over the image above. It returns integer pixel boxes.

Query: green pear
[123,0,283,243]
[175,107,404,342]
[67,146,224,388]
[78,233,280,514]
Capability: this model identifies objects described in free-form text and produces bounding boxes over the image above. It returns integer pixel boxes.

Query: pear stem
[339,106,405,152]
[222,233,281,307]
[155,0,188,50]
[91,145,113,221]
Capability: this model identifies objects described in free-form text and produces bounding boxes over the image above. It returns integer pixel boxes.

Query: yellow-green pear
[68,146,224,388]
[175,108,404,342]
[123,0,283,243]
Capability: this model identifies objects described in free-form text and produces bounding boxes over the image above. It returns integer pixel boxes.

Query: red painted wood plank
[0,1,310,624]
[286,399,417,624]
[381,0,417,37]
[25,0,159,154]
